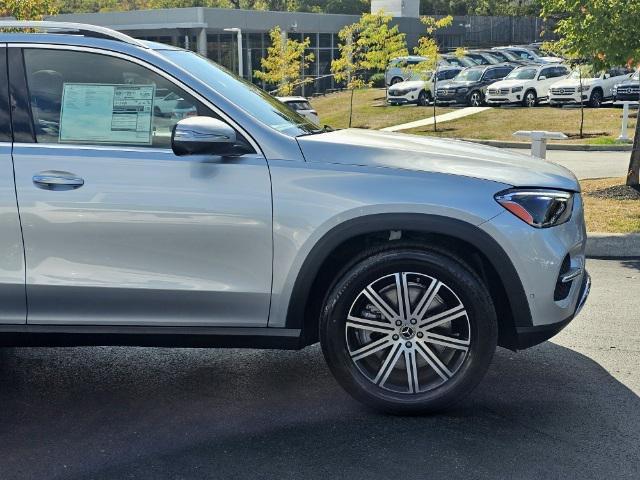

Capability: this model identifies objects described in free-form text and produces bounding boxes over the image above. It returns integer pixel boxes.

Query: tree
[541,0,640,190]
[253,26,314,96]
[2,0,60,19]
[355,11,408,76]
[331,11,408,127]
[405,15,453,132]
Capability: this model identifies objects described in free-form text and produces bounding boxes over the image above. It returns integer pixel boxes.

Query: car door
[0,46,27,324]
[9,46,273,327]
[537,66,557,98]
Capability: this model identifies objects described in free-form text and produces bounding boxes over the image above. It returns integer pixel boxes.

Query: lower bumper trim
[514,271,590,350]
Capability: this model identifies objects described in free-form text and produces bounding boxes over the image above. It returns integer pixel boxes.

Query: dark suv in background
[436,64,515,106]
[613,70,640,102]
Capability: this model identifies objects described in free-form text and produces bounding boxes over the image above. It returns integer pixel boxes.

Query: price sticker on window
[59,84,155,145]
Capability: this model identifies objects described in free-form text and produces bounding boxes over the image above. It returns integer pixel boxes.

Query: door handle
[33,171,84,191]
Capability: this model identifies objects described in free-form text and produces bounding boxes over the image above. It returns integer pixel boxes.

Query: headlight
[495,189,574,228]
[511,86,523,93]
[458,87,469,93]
[577,84,591,92]
[409,87,422,92]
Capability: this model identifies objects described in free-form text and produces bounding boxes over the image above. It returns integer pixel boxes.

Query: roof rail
[0,21,149,49]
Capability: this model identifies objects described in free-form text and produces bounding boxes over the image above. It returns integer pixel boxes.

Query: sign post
[513,130,568,159]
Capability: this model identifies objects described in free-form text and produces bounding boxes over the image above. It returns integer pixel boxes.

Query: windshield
[161,50,319,136]
[506,68,538,80]
[445,56,475,68]
[569,68,599,80]
[633,70,640,80]
[455,69,483,81]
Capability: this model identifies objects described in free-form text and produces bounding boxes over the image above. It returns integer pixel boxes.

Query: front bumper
[387,91,420,105]
[549,94,589,105]
[514,271,590,349]
[435,92,469,105]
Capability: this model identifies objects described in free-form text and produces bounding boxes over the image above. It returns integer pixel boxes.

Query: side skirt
[0,325,304,350]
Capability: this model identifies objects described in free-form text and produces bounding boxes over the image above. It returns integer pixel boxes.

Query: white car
[387,67,463,106]
[276,96,319,124]
[385,56,472,86]
[493,46,563,64]
[486,64,570,107]
[154,91,197,119]
[549,67,634,108]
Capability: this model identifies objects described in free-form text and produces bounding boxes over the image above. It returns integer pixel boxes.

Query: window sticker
[59,84,155,145]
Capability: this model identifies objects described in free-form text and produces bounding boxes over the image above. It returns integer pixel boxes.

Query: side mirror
[171,116,237,156]
[538,75,547,80]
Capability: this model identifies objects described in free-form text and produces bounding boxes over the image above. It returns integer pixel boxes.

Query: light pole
[224,27,243,78]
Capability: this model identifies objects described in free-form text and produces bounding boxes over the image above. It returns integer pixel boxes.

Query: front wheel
[523,90,537,107]
[468,91,483,107]
[417,90,432,107]
[589,90,603,108]
[320,247,498,414]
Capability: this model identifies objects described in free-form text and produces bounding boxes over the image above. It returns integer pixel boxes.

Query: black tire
[468,90,483,107]
[589,89,603,108]
[522,89,537,107]
[417,90,432,107]
[320,246,498,414]
[390,77,404,86]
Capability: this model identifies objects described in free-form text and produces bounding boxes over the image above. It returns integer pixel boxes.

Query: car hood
[297,129,579,191]
[540,56,563,63]
[489,79,530,88]
[389,80,427,91]
[552,78,598,88]
[439,80,478,88]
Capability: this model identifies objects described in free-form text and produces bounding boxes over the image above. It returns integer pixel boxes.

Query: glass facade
[140,30,343,95]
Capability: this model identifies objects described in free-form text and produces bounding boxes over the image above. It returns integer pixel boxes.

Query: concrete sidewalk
[514,149,630,180]
[380,107,490,132]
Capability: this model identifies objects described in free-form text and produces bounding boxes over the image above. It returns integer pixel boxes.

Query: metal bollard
[513,130,568,159]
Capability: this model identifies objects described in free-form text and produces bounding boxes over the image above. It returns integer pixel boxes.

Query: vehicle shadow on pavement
[620,258,640,272]
[0,342,637,480]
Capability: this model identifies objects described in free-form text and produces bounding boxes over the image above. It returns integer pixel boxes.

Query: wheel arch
[285,214,531,350]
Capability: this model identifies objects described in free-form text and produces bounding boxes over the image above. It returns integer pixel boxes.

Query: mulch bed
[587,184,640,200]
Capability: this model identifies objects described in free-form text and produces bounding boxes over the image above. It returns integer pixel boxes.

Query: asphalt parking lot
[1,258,638,480]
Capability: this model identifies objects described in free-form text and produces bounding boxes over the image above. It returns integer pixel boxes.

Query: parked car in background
[493,46,563,64]
[436,64,515,106]
[387,67,463,106]
[486,64,570,107]
[474,48,529,66]
[154,90,197,119]
[1,21,591,415]
[613,69,640,102]
[549,67,633,108]
[276,96,319,124]
[440,53,477,68]
[464,50,502,66]
[385,55,472,85]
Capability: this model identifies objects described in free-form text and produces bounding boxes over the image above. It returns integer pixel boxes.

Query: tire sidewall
[320,249,497,413]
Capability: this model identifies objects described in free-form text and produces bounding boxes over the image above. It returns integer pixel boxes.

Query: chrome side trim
[560,266,583,283]
[6,43,263,156]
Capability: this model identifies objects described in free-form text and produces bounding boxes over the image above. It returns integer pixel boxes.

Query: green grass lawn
[310,88,453,130]
[311,88,637,144]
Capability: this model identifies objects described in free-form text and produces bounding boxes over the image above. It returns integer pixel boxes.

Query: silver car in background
[0,22,589,414]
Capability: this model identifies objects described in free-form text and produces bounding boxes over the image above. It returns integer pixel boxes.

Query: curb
[586,233,640,258]
[463,139,633,152]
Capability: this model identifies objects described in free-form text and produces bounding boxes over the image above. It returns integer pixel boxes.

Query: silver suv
[0,22,590,414]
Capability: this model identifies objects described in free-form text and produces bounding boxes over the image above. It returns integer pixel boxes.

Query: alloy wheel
[525,91,536,107]
[345,272,471,394]
[470,92,482,107]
